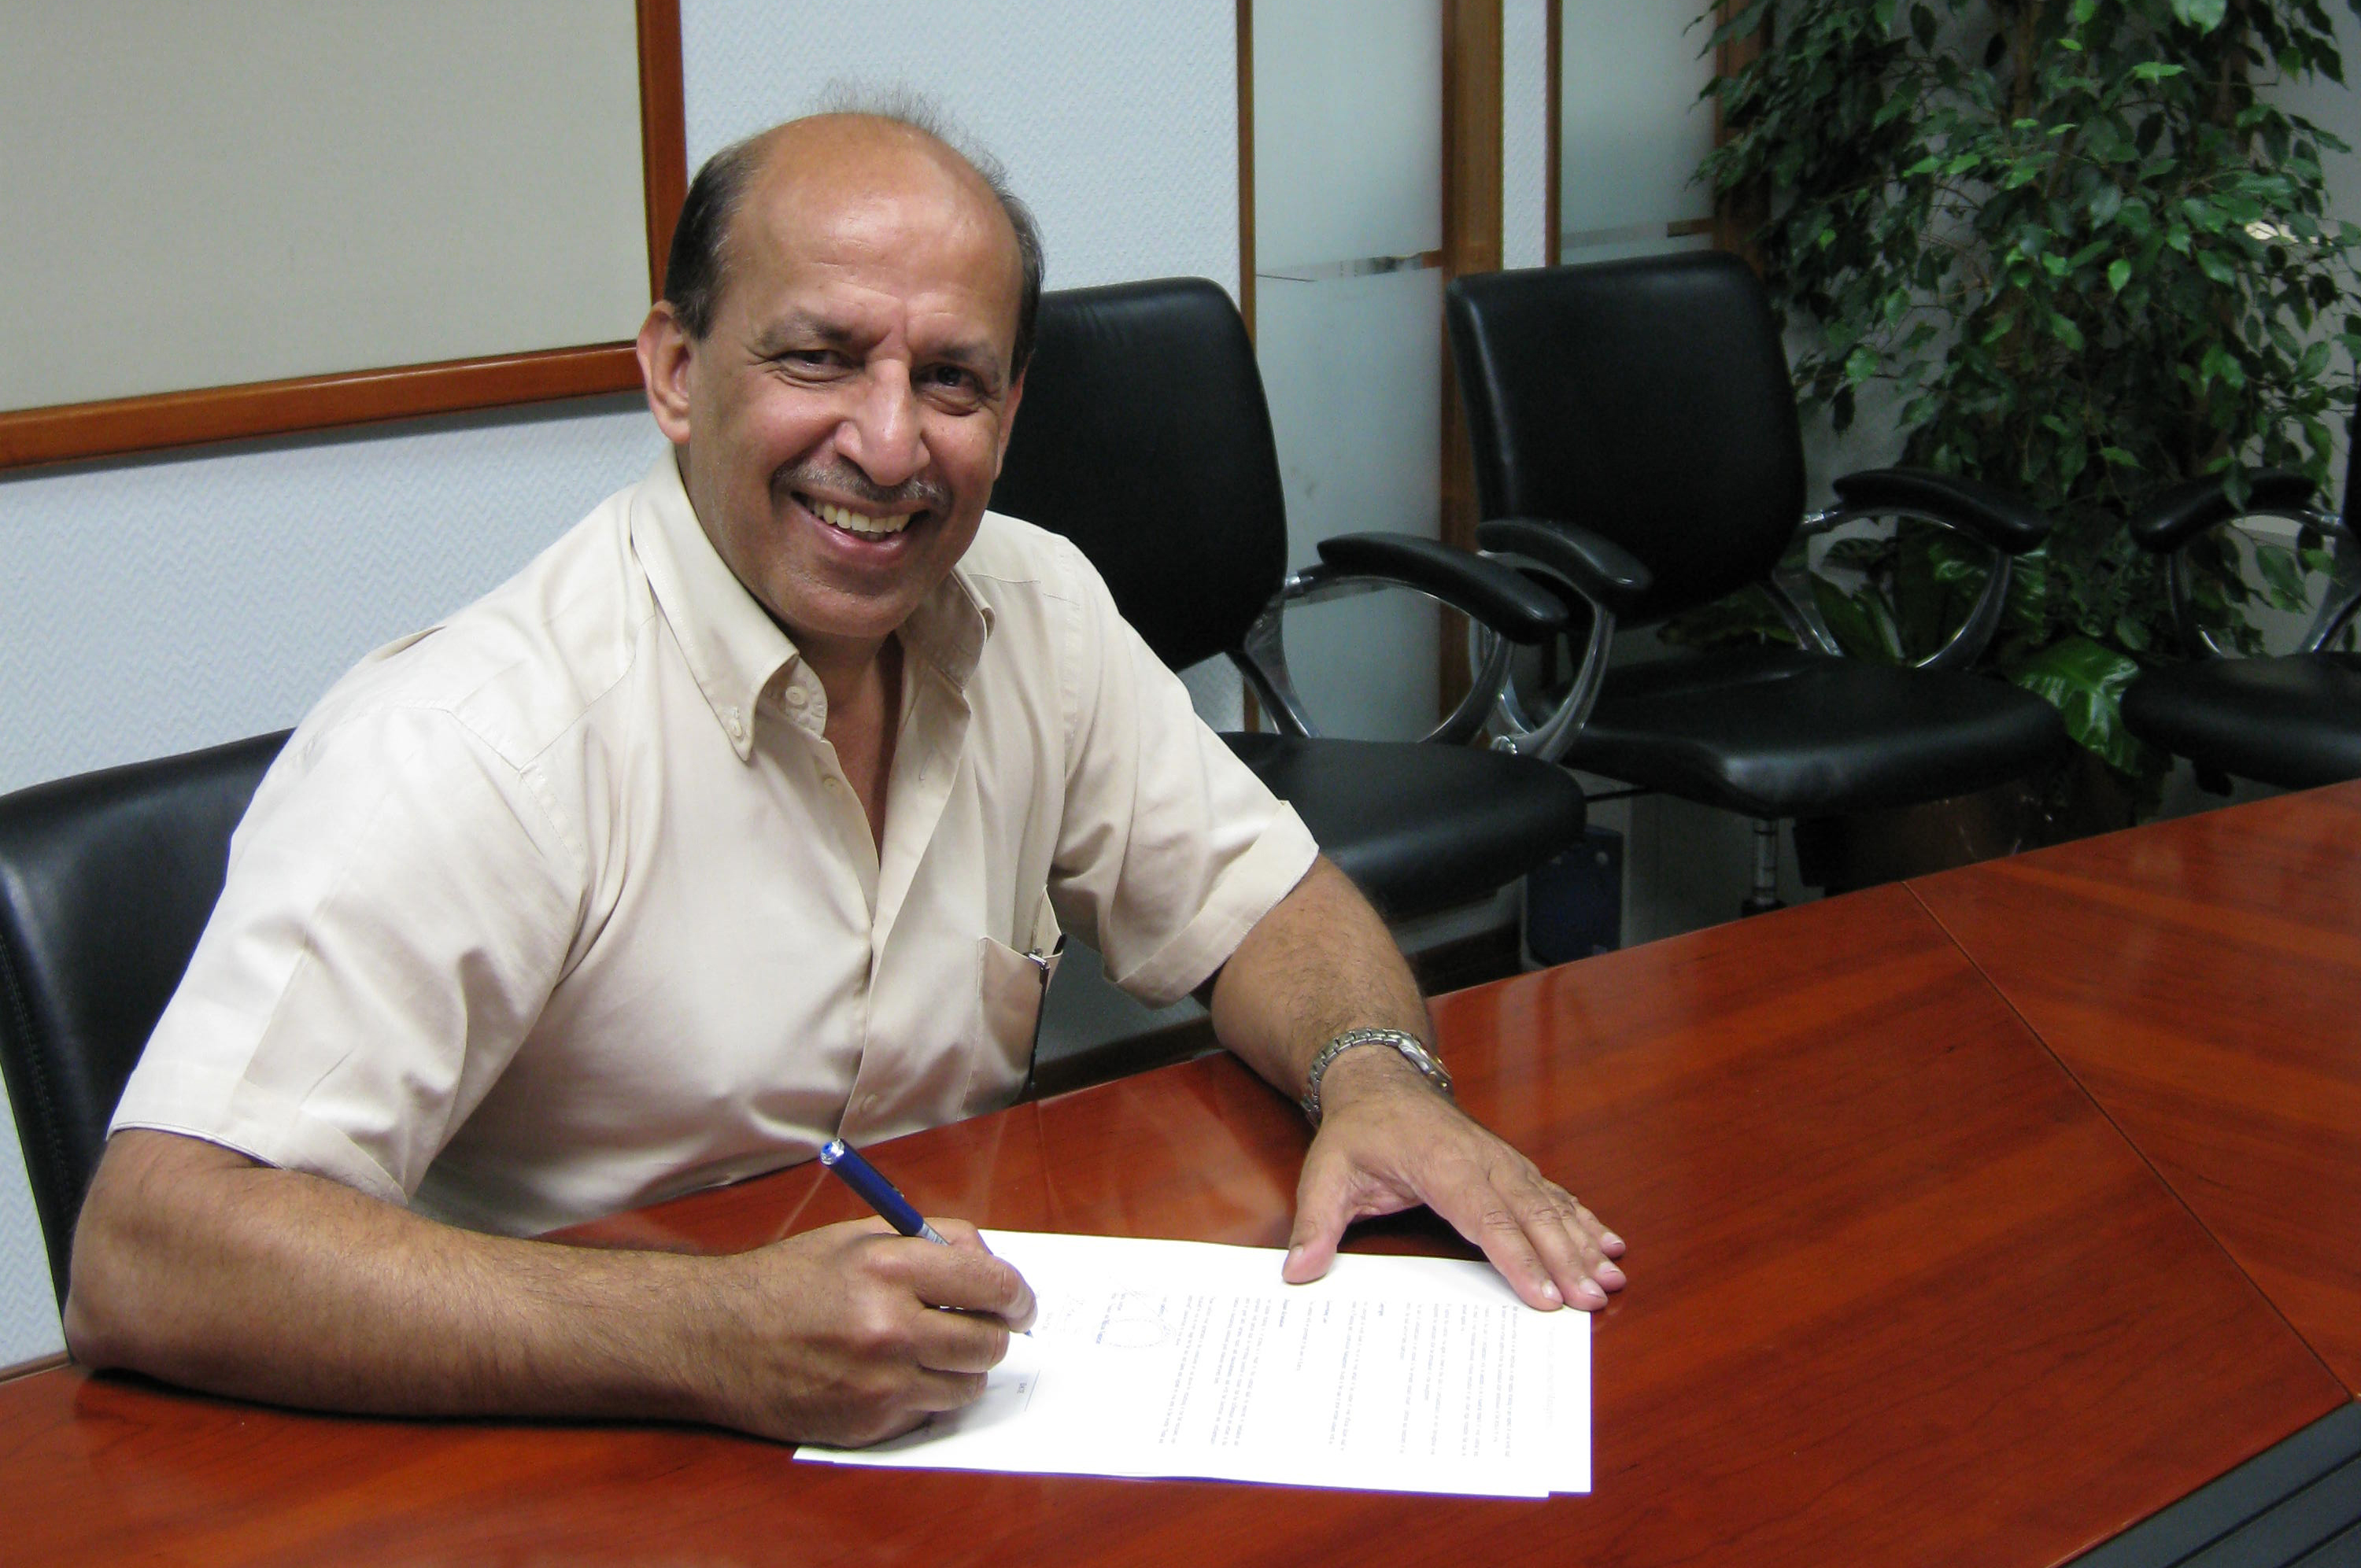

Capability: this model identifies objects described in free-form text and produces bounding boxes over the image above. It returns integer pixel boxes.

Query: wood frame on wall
[1236,0,1257,341]
[1546,0,1561,265]
[1709,0,1768,260]
[0,0,688,473]
[1438,0,1506,711]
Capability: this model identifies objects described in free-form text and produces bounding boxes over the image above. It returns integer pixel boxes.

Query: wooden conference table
[2,784,2357,1566]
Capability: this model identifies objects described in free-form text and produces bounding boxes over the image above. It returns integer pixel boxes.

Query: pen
[818,1138,948,1244]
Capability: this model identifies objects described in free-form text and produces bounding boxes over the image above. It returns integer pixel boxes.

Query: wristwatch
[1299,1028,1453,1127]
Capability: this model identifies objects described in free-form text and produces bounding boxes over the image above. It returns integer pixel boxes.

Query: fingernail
[1602,1231,1624,1250]
[1575,1278,1607,1308]
[1540,1278,1562,1305]
[1598,1261,1626,1285]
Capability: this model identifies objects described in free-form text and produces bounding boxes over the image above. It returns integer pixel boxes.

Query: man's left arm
[1206,856,1627,1310]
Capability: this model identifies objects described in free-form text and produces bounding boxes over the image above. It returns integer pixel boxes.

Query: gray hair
[660,90,1046,376]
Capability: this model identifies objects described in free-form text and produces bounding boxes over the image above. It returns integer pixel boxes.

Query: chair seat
[2122,653,2361,791]
[1221,732,1586,921]
[1568,647,2067,819]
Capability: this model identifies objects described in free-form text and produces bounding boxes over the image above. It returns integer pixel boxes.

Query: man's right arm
[65,1128,1034,1447]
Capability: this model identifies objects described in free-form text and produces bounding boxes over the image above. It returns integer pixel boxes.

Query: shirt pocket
[964,897,1064,1117]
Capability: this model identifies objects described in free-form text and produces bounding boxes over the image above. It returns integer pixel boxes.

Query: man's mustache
[775,459,951,515]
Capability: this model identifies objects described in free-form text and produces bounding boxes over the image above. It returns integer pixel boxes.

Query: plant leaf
[2255,543,2310,610]
[1812,579,1903,664]
[2004,636,2156,775]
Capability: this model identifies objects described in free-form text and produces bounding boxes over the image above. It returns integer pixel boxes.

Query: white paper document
[796,1230,1590,1497]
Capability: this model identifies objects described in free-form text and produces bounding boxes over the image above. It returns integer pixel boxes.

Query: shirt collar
[629,449,993,759]
[903,550,992,695]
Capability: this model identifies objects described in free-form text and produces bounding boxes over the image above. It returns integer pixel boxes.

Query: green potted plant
[1679,0,2361,826]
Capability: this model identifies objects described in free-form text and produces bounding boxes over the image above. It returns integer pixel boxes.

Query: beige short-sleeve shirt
[111,452,1317,1235]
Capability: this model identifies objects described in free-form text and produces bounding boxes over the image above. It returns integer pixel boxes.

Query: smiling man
[64,112,1624,1448]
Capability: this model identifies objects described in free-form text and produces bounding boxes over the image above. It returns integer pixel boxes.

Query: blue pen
[818,1138,948,1244]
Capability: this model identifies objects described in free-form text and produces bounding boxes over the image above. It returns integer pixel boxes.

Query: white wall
[0,0,1239,1368]
[682,1,1239,308]
[1502,0,1552,271]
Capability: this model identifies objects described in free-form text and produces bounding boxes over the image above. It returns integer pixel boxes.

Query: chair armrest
[2125,470,2357,659]
[1314,533,1568,644]
[1466,518,1650,763]
[1237,533,1576,746]
[1473,518,1653,618]
[2126,470,2321,555]
[1828,467,2053,555]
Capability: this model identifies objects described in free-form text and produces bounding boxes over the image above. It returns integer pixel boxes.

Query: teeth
[811,497,910,537]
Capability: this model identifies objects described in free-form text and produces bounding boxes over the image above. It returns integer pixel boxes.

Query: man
[65,112,1624,1448]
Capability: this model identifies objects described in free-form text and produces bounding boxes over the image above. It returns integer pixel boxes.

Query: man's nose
[835,365,927,488]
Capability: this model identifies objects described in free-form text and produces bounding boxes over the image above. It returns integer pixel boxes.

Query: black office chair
[2120,452,2361,789]
[990,276,1594,921]
[1445,251,2067,910]
[0,730,288,1301]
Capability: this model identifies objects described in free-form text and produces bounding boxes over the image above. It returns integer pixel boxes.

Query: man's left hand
[1281,1048,1626,1311]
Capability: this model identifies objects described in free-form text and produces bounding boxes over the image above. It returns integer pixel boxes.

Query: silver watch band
[1299,1028,1452,1127]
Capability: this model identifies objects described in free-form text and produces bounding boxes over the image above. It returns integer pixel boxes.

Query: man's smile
[802,493,916,537]
[774,459,951,550]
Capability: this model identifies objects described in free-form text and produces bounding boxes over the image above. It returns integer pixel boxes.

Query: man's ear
[637,303,696,445]
[992,369,1026,474]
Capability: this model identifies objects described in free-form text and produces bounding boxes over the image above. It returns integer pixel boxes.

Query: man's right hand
[701,1217,1036,1446]
[65,1130,1033,1449]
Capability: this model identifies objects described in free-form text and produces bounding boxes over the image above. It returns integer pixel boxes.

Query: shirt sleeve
[109,703,584,1205]
[1044,540,1320,1007]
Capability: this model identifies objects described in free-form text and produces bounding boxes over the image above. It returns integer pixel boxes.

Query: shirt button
[785,686,807,709]
[723,709,745,740]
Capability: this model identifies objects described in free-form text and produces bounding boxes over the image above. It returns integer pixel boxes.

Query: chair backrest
[988,276,1290,673]
[1446,250,1807,626]
[0,731,287,1300]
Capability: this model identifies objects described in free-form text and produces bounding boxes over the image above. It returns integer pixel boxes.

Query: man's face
[641,126,1026,666]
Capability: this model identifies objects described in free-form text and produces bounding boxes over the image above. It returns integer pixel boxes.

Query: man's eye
[923,365,983,395]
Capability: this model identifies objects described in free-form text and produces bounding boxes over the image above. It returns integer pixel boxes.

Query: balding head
[663,110,1044,375]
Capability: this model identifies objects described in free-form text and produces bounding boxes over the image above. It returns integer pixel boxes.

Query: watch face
[1399,1039,1452,1094]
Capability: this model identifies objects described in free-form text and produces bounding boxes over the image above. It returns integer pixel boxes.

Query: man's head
[637,110,1040,674]
[661,110,1045,382]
